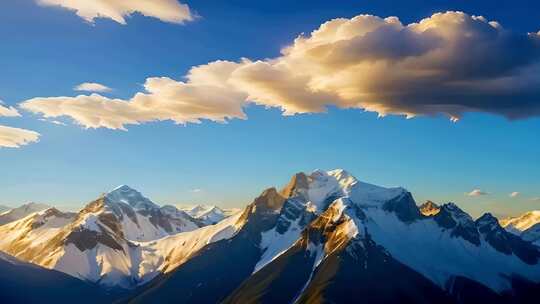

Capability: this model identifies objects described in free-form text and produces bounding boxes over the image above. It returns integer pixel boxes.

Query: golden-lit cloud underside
[20,12,540,130]
[36,0,194,24]
[0,125,40,148]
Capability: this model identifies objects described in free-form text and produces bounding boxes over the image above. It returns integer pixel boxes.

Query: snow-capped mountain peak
[184,205,209,217]
[500,210,540,234]
[105,185,158,211]
[183,205,227,225]
[280,169,407,215]
[501,210,540,247]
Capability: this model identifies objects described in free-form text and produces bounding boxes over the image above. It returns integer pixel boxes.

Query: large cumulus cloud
[20,11,540,130]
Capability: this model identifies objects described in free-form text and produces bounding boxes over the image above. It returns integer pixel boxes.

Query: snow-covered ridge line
[501,210,540,233]
[1,169,539,297]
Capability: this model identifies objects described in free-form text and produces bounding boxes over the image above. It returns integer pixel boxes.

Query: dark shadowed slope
[0,252,113,304]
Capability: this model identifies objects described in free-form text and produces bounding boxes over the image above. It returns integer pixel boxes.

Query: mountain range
[0,202,50,225]
[0,169,539,303]
[182,204,229,225]
[500,211,540,246]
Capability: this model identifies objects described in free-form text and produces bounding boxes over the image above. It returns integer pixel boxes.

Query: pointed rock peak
[439,202,469,216]
[434,202,480,246]
[419,200,440,216]
[436,203,474,225]
[190,205,208,212]
[280,172,309,198]
[476,212,498,223]
[183,205,224,219]
[476,213,502,231]
[236,187,288,236]
[107,184,140,196]
[204,206,224,214]
[422,200,438,207]
[382,191,421,223]
[255,188,286,211]
[112,184,131,190]
[105,185,158,210]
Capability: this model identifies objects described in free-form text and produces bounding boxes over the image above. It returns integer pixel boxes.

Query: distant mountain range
[501,211,540,247]
[181,204,241,225]
[0,170,539,303]
[0,202,50,225]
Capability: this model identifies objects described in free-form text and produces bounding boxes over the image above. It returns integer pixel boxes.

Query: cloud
[0,101,21,117]
[74,82,112,93]
[510,191,520,198]
[0,101,40,148]
[190,188,203,193]
[20,12,540,130]
[0,125,40,148]
[530,197,540,202]
[38,118,66,126]
[21,73,247,130]
[466,189,489,197]
[36,0,194,25]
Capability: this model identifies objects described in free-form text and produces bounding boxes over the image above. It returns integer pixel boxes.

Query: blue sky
[1,0,539,217]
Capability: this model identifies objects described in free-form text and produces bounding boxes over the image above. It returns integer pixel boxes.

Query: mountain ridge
[130,169,540,303]
[1,169,539,303]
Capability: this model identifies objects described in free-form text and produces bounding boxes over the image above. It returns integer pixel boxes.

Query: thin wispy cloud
[39,118,66,126]
[36,0,195,25]
[466,189,489,197]
[190,188,203,193]
[74,82,112,93]
[0,101,39,148]
[20,11,540,130]
[510,192,520,198]
[0,101,21,117]
[530,197,540,202]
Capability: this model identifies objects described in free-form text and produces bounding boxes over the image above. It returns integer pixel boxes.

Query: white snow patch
[253,218,303,273]
[136,211,243,281]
